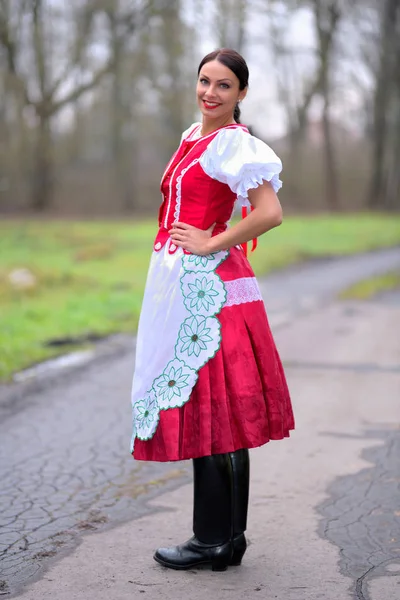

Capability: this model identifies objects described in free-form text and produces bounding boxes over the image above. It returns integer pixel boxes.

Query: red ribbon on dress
[240,206,258,257]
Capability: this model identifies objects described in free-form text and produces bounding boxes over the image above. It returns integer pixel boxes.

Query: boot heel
[211,557,229,572]
[229,548,245,566]
[229,534,246,566]
[211,542,232,571]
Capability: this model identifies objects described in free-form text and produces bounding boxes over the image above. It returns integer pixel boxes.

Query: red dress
[131,123,294,462]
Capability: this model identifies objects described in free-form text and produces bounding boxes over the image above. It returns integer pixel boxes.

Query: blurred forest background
[0,0,399,216]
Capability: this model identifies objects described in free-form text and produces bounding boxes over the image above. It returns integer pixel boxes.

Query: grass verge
[338,270,400,300]
[1,213,400,381]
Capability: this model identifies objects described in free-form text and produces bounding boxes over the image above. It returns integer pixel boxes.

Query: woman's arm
[169,181,282,256]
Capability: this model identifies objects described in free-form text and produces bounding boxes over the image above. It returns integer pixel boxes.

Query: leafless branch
[48,61,113,116]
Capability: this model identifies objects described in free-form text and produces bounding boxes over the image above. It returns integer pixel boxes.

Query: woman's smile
[202,100,221,110]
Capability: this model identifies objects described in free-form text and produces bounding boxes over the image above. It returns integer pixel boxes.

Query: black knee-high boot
[229,448,250,566]
[153,453,234,571]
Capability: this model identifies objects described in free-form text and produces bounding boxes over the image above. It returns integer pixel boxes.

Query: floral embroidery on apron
[131,249,229,450]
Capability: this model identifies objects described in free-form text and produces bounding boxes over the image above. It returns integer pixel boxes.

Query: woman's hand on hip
[169,222,215,256]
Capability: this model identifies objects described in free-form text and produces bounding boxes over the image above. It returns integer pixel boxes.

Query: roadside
[338,270,400,301]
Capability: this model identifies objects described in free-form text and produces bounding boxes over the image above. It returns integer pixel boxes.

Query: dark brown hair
[197,48,249,123]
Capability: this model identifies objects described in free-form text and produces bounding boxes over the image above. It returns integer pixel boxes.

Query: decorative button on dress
[131,123,294,462]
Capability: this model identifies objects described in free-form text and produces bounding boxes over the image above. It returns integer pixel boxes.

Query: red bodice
[154,124,248,254]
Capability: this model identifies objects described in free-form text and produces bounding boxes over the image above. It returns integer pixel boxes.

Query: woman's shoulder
[212,126,278,157]
[180,122,202,142]
[206,125,282,169]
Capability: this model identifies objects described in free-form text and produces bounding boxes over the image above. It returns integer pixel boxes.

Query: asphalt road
[0,247,399,598]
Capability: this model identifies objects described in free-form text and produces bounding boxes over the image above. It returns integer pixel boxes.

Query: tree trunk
[382,0,400,210]
[321,61,339,211]
[289,79,319,159]
[108,8,135,212]
[217,0,246,51]
[32,114,53,211]
[232,0,246,53]
[312,1,341,210]
[313,0,341,211]
[160,0,185,158]
[321,98,339,211]
[367,0,398,209]
[385,122,400,210]
[384,73,400,210]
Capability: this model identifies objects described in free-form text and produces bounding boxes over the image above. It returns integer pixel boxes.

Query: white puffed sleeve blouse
[182,124,283,208]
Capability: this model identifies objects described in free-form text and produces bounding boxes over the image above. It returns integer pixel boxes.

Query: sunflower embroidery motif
[154,358,196,409]
[181,272,226,318]
[176,315,221,367]
[188,276,218,310]
[133,390,160,440]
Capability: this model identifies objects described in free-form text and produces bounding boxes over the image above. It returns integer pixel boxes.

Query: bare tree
[0,1,109,208]
[264,0,341,209]
[312,0,341,211]
[0,0,153,210]
[144,0,196,161]
[367,0,400,210]
[104,0,152,211]
[216,0,247,52]
[386,10,400,209]
[0,0,398,215]
[264,2,317,149]
[158,0,187,147]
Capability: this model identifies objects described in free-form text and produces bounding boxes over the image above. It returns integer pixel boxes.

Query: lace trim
[174,158,199,222]
[225,277,262,307]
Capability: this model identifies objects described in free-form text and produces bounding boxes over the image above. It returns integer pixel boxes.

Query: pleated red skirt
[133,248,294,462]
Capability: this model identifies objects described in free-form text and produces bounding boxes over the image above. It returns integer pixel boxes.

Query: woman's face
[196,59,246,121]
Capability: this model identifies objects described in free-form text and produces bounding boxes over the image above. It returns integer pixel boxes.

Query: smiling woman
[130,48,294,572]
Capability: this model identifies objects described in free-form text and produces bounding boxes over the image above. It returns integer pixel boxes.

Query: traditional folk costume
[130,122,294,570]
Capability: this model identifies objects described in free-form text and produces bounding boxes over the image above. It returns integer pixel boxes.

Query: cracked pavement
[0,247,399,599]
[318,428,400,599]
[0,352,192,594]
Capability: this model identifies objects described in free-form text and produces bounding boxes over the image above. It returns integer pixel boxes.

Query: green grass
[338,270,400,300]
[1,213,400,381]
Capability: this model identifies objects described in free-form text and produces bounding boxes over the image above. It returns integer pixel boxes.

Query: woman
[130,48,294,571]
